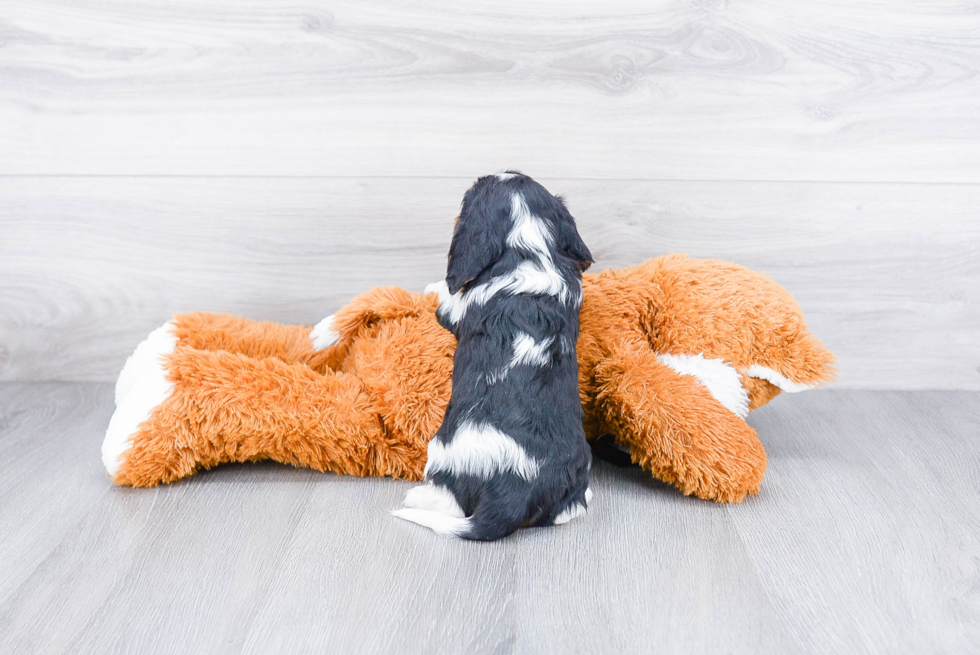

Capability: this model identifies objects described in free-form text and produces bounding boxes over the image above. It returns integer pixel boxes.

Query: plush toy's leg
[168,312,324,364]
[112,313,332,409]
[105,343,427,487]
[592,343,767,503]
[113,321,179,407]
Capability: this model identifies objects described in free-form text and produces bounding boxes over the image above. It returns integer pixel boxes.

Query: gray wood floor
[1,383,977,654]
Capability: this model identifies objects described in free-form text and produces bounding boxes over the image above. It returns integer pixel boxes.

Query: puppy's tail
[391,483,527,541]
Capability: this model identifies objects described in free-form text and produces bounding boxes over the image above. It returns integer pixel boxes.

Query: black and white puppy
[392,172,594,541]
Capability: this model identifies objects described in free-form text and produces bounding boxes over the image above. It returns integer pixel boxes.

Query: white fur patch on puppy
[744,364,817,393]
[657,353,750,417]
[425,421,540,481]
[503,260,569,303]
[488,333,554,383]
[103,323,178,477]
[309,313,339,350]
[437,258,571,327]
[506,194,553,260]
[511,333,553,368]
[429,279,470,327]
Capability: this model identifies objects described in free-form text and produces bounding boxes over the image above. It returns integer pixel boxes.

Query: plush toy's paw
[309,313,339,350]
[114,321,177,406]
[103,323,177,479]
[593,344,768,503]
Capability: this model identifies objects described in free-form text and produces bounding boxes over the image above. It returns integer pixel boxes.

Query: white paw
[401,483,465,518]
[553,487,592,526]
[114,321,177,407]
[392,482,470,537]
[553,502,587,525]
[309,313,339,350]
[103,325,177,477]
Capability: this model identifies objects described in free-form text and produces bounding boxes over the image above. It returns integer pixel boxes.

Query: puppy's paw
[553,487,592,525]
[401,482,466,517]
[553,503,587,525]
[392,483,472,537]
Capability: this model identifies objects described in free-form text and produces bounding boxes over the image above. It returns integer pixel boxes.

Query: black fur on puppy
[392,171,594,541]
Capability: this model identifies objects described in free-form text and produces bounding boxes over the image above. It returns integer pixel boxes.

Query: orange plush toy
[102,254,834,502]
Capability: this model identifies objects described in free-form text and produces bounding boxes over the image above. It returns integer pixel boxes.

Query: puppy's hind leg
[548,482,593,526]
[392,483,472,537]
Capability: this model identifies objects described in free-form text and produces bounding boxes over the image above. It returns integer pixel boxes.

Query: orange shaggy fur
[110,255,835,502]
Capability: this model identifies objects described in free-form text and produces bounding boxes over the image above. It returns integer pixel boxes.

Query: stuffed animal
[103,254,835,502]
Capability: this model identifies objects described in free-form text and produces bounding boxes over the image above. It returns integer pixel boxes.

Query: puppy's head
[446,172,593,294]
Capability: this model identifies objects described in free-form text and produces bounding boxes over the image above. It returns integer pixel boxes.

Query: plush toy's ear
[446,179,510,294]
[552,196,594,271]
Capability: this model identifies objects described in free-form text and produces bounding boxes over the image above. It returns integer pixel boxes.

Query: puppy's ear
[553,197,594,271]
[446,181,509,293]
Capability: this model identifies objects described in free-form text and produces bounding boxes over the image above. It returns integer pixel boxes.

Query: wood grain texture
[1,1,978,180]
[1,384,978,654]
[2,177,978,388]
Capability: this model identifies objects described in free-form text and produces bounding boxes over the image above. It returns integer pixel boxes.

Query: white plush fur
[745,364,816,393]
[424,421,541,481]
[309,313,339,350]
[114,321,177,406]
[657,353,750,418]
[103,322,177,477]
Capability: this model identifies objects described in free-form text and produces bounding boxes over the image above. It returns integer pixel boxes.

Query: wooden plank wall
[1,1,978,388]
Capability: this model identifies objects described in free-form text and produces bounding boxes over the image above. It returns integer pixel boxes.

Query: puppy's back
[394,172,593,541]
